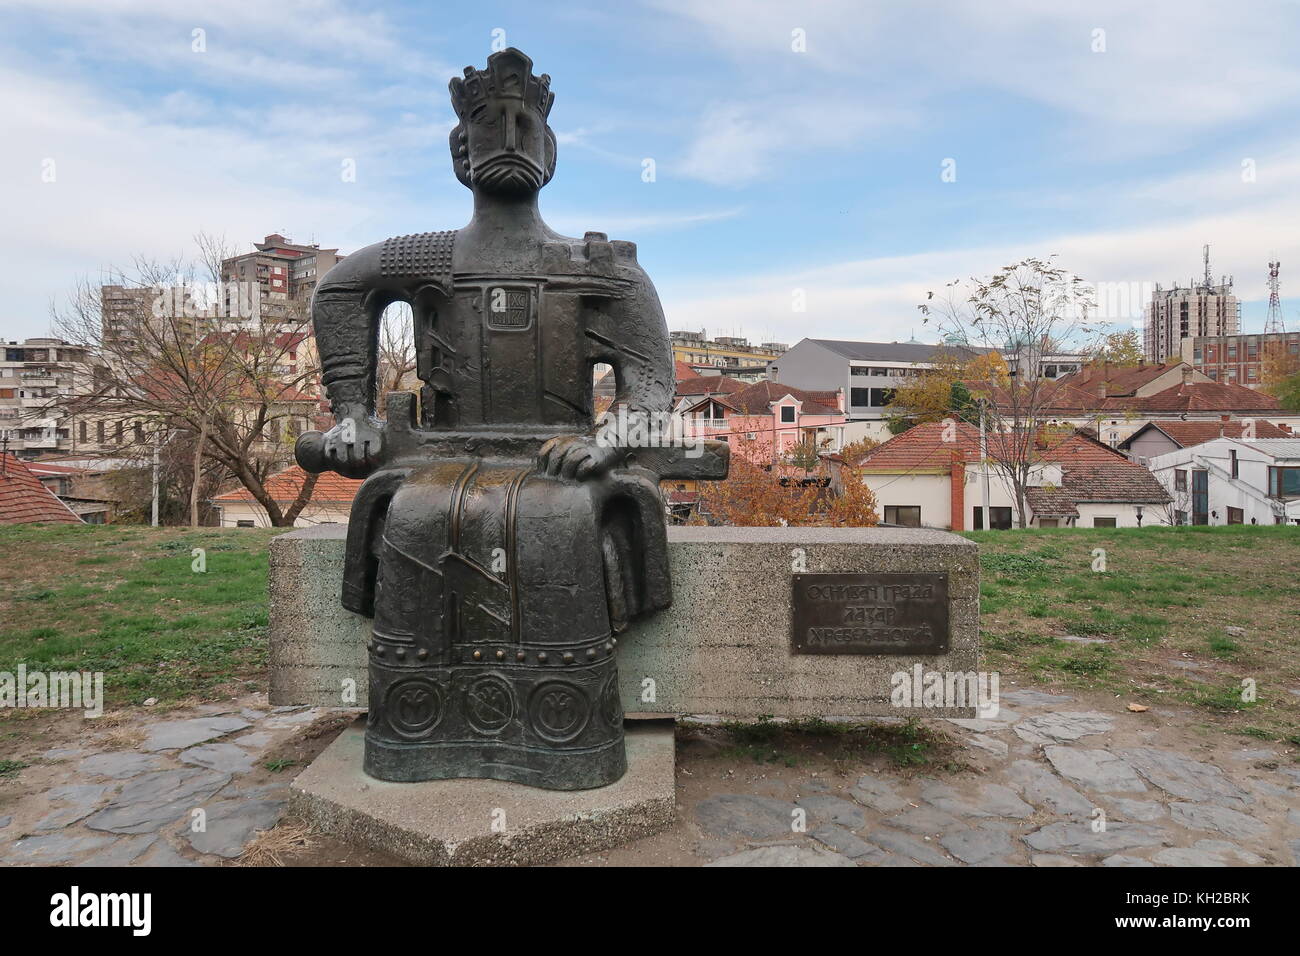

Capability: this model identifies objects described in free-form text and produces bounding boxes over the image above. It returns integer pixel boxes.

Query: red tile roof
[675,375,747,398]
[1024,487,1080,518]
[1053,362,1182,397]
[24,461,90,477]
[721,381,842,417]
[855,421,1126,470]
[0,455,83,524]
[1061,464,1170,504]
[213,466,362,504]
[855,422,1168,506]
[1124,419,1290,449]
[1021,371,1280,415]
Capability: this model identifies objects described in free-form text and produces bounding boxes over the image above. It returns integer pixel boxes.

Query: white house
[212,466,360,527]
[1145,438,1300,526]
[851,421,1171,529]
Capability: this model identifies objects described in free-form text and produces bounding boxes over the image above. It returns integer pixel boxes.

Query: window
[1227,506,1244,525]
[1175,510,1188,525]
[1229,449,1238,478]
[850,388,869,407]
[1268,466,1300,497]
[870,367,888,376]
[1093,516,1117,528]
[1174,469,1187,491]
[780,406,796,423]
[236,520,255,528]
[1192,469,1209,523]
[869,387,894,407]
[884,505,921,527]
[972,506,1013,530]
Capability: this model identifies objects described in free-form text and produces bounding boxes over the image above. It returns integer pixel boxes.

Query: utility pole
[151,439,160,527]
[979,399,990,529]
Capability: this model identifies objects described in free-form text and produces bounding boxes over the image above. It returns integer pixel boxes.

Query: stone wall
[269,525,980,718]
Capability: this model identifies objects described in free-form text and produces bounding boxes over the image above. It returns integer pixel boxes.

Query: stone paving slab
[142,716,252,752]
[4,686,1297,868]
[0,693,350,868]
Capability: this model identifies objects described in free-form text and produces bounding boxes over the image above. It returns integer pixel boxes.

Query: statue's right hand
[296,414,385,479]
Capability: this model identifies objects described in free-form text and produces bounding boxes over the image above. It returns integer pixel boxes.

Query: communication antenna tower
[1264,260,1286,334]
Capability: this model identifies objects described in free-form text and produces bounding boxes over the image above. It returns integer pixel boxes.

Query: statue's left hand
[537,435,621,481]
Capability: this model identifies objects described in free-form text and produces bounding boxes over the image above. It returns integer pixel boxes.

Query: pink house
[680,381,847,466]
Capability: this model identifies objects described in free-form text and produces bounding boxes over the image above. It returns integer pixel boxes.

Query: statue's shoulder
[318,230,459,294]
[376,230,458,288]
[541,231,649,285]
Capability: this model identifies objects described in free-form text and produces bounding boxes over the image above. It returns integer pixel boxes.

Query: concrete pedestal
[290,720,676,866]
[270,525,981,719]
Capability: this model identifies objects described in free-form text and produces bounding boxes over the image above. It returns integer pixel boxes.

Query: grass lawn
[0,523,285,708]
[965,525,1300,746]
[0,523,1296,747]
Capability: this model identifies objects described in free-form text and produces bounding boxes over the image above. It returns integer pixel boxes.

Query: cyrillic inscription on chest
[485,285,534,330]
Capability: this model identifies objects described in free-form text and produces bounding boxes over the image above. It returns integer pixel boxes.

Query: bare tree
[920,256,1097,527]
[51,233,320,526]
[376,301,417,413]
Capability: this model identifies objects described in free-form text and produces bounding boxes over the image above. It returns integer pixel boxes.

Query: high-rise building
[221,234,344,328]
[1143,252,1239,362]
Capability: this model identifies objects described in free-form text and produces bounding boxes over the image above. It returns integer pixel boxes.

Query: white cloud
[651,0,1300,172]
[659,188,1300,347]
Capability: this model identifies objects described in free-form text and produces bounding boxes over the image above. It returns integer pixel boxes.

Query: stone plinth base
[270,525,980,719]
[290,720,676,866]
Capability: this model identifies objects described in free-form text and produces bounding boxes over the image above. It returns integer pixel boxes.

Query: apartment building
[1180,331,1300,389]
[1144,279,1240,363]
[670,331,786,380]
[221,234,344,329]
[0,338,106,457]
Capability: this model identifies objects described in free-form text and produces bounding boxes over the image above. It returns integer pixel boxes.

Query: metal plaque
[791,573,949,655]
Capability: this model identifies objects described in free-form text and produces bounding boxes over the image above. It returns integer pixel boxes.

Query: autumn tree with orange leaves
[692,438,879,527]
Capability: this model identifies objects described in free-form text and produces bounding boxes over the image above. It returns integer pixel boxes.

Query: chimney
[950,454,965,532]
[1096,382,1106,399]
[1182,365,1193,386]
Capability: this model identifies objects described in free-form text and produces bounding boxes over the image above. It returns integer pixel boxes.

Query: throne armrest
[628,439,729,480]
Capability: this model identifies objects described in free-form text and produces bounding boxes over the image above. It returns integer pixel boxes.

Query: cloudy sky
[6,0,1300,345]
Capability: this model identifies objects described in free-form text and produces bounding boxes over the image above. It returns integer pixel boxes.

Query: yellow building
[670,331,786,378]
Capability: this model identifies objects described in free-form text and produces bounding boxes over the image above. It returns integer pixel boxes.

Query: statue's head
[449,48,557,197]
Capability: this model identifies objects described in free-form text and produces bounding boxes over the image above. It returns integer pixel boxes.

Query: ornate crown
[449,48,554,121]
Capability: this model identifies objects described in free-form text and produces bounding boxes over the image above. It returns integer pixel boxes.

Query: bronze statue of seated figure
[296,48,727,790]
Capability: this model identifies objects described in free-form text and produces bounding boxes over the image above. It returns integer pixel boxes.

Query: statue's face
[461,97,551,196]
